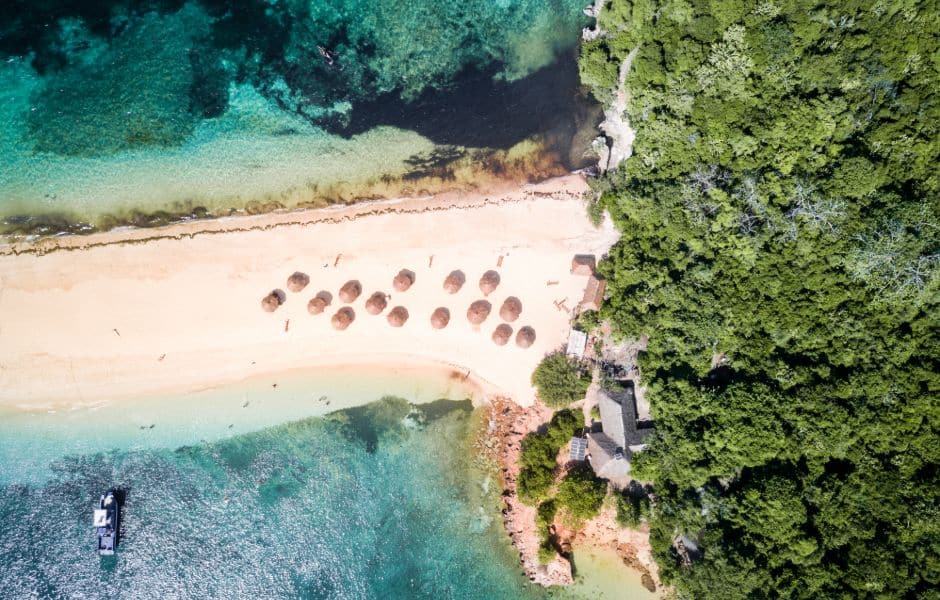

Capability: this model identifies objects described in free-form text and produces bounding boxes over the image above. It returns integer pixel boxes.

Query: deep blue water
[0,398,546,599]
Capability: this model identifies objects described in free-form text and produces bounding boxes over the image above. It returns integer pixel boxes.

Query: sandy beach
[0,174,618,409]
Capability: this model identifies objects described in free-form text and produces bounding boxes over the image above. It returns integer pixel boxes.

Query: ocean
[0,373,658,599]
[0,0,598,236]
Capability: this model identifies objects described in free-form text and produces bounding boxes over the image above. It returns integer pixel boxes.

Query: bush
[535,499,557,540]
[615,482,652,528]
[531,353,591,407]
[537,541,558,565]
[517,409,582,505]
[556,465,607,521]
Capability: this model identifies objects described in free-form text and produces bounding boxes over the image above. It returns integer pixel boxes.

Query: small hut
[387,306,409,327]
[571,255,596,276]
[492,324,513,346]
[286,271,310,292]
[467,300,492,325]
[365,292,388,315]
[499,296,522,322]
[430,307,450,329]
[261,289,286,313]
[393,269,415,292]
[443,270,465,294]
[516,326,536,348]
[339,280,362,303]
[580,275,607,312]
[307,291,332,315]
[331,307,355,330]
[479,270,500,296]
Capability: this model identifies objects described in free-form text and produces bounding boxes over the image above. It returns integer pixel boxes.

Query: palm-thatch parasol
[331,307,355,330]
[515,326,536,348]
[430,307,450,329]
[492,324,513,346]
[443,270,465,294]
[387,306,409,327]
[307,291,332,315]
[499,296,522,322]
[286,271,310,293]
[365,291,388,315]
[339,280,362,303]
[393,269,415,292]
[466,300,492,325]
[261,289,286,312]
[479,270,500,296]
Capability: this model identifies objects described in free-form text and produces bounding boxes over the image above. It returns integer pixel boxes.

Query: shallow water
[0,373,658,599]
[0,0,596,235]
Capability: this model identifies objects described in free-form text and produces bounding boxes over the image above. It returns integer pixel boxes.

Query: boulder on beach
[393,269,415,292]
[467,300,492,325]
[430,307,450,329]
[499,296,522,322]
[365,291,388,315]
[339,280,362,303]
[479,270,500,296]
[331,307,355,330]
[286,271,310,292]
[387,306,409,327]
[443,270,465,294]
[492,323,513,346]
[261,289,286,312]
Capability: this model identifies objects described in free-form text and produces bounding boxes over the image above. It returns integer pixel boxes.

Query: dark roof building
[587,382,654,484]
[569,436,588,462]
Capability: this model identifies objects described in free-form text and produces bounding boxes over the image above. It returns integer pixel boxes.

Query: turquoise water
[0,397,540,598]
[0,0,595,236]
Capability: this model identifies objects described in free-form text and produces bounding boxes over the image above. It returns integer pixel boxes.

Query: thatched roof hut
[286,271,310,292]
[580,275,606,312]
[443,270,465,294]
[261,289,286,313]
[393,269,415,292]
[307,291,332,315]
[339,280,362,303]
[492,324,513,346]
[467,300,492,325]
[515,326,536,348]
[331,307,355,330]
[365,292,388,315]
[479,270,501,296]
[387,306,409,327]
[499,296,522,322]
[571,255,596,276]
[430,307,450,329]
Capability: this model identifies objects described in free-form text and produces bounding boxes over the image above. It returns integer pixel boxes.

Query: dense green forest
[580,1,938,598]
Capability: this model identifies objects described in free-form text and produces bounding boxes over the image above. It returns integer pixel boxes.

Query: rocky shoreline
[480,397,662,592]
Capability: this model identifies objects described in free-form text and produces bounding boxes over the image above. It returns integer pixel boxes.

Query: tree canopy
[531,353,592,408]
[581,0,939,597]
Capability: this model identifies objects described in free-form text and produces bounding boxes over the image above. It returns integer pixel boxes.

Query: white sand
[0,174,619,409]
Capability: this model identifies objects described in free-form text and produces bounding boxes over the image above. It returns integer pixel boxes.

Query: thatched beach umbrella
[393,269,415,292]
[331,307,355,330]
[479,270,500,296]
[430,307,450,329]
[286,271,310,293]
[499,296,522,322]
[443,270,465,294]
[339,280,362,303]
[261,289,286,313]
[307,291,332,315]
[466,300,492,325]
[492,324,512,346]
[515,326,536,349]
[387,306,409,327]
[365,291,388,315]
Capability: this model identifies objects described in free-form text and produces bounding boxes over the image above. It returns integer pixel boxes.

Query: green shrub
[556,465,607,521]
[535,499,558,540]
[615,482,651,528]
[537,541,558,565]
[517,409,582,505]
[531,353,591,407]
